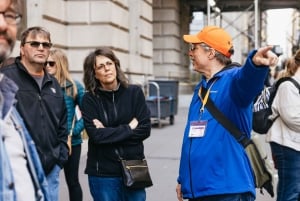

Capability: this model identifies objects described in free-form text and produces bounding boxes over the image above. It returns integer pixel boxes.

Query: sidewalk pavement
[59,94,276,201]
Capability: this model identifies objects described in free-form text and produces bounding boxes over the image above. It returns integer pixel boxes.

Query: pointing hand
[252,46,279,67]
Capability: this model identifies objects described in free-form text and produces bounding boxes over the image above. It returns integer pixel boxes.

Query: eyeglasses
[190,43,211,51]
[0,11,22,25]
[45,61,56,67]
[24,41,52,49]
[94,61,114,71]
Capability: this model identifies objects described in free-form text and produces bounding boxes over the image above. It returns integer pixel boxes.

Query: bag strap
[278,77,300,93]
[200,87,251,148]
[269,77,300,104]
[69,115,76,136]
[289,78,300,93]
[115,149,121,159]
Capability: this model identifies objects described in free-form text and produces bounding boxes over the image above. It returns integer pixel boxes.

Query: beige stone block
[139,19,153,40]
[90,1,129,29]
[127,55,151,75]
[163,50,181,64]
[114,0,129,8]
[140,38,153,57]
[141,57,153,74]
[114,51,130,72]
[153,37,164,49]
[153,23,162,35]
[162,22,180,36]
[154,36,180,49]
[153,63,184,79]
[40,20,68,45]
[153,51,163,63]
[153,9,178,22]
[140,0,153,21]
[162,0,179,9]
[145,0,153,5]
[153,0,163,8]
[43,0,66,21]
[67,25,129,50]
[68,49,92,71]
[66,1,90,22]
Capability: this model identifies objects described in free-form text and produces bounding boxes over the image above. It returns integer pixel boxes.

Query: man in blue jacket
[176,25,278,201]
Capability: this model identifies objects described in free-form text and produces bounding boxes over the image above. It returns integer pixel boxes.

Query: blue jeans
[189,192,254,201]
[271,142,300,201]
[88,176,146,201]
[46,165,61,201]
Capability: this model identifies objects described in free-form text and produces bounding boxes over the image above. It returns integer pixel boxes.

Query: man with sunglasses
[176,26,278,201]
[0,26,68,201]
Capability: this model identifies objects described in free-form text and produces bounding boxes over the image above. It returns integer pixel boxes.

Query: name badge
[189,120,208,138]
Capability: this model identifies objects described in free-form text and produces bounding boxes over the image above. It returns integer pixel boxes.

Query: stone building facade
[12,0,297,91]
[12,0,190,87]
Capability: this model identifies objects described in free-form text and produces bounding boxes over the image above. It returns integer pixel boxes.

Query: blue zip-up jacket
[178,50,269,199]
[0,74,50,201]
[63,80,85,146]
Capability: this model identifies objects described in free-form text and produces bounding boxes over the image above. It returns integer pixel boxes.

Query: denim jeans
[88,176,146,201]
[189,192,254,201]
[271,142,300,201]
[46,165,61,201]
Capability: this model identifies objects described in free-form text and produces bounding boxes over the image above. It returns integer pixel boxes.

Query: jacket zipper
[112,93,118,119]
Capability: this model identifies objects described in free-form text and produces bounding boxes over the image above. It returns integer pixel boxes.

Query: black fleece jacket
[81,84,151,177]
[0,57,68,175]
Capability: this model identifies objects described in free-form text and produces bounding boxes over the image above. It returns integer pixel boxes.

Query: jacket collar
[0,73,18,119]
[98,83,121,92]
[15,57,53,86]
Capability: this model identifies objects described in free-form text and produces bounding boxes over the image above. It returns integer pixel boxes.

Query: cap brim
[183,34,202,43]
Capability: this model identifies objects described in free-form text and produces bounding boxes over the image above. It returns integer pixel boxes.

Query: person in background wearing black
[81,47,151,201]
[46,48,85,201]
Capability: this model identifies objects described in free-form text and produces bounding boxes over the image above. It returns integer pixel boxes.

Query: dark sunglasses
[45,61,56,67]
[24,41,52,49]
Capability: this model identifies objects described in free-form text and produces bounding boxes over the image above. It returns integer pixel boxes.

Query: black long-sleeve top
[81,84,151,177]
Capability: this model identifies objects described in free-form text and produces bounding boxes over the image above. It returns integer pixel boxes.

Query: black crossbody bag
[115,149,153,189]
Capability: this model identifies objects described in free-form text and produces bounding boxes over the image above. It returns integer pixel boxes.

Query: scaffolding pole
[254,0,259,48]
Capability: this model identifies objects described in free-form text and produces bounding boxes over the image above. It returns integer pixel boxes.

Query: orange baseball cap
[183,25,233,58]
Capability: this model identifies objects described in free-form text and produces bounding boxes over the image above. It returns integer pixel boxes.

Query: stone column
[153,0,190,81]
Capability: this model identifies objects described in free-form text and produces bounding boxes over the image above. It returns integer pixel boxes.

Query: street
[59,95,277,201]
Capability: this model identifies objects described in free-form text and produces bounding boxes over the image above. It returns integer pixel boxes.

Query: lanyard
[198,79,217,114]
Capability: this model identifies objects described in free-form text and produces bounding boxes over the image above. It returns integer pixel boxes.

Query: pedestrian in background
[81,47,151,201]
[276,57,294,80]
[0,26,68,201]
[46,48,85,201]
[176,25,278,201]
[266,49,300,201]
[0,1,49,200]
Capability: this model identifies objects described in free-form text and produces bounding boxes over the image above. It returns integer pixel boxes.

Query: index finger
[259,45,273,56]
